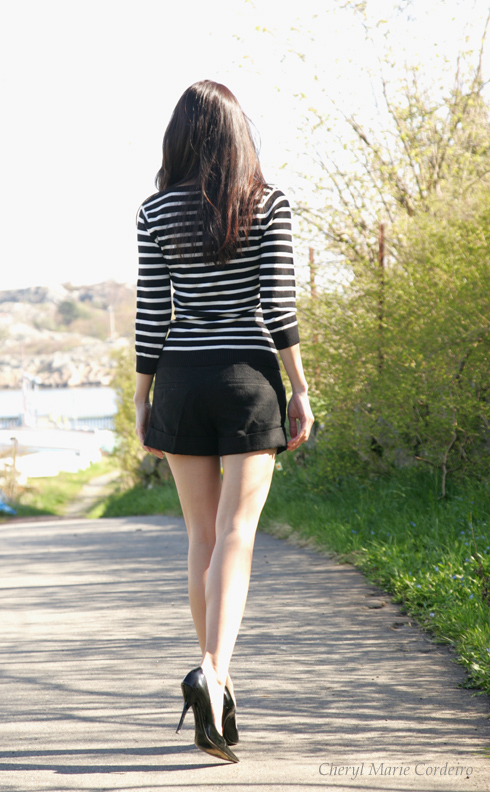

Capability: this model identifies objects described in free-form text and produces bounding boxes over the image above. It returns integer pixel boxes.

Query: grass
[261,454,490,695]
[2,455,119,519]
[91,480,182,518]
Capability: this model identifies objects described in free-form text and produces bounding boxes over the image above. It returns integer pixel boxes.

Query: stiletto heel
[222,686,239,745]
[177,667,239,763]
[176,699,191,733]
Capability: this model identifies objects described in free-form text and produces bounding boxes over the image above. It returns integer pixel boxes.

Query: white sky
[0,0,488,291]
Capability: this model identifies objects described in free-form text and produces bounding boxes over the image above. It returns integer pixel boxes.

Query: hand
[287,391,315,451]
[134,401,164,459]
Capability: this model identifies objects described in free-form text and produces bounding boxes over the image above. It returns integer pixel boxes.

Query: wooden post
[309,247,320,386]
[378,223,385,373]
[309,247,318,301]
[109,304,116,340]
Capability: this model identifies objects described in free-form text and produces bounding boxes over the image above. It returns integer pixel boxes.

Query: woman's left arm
[135,206,172,374]
[134,372,163,457]
[133,372,164,458]
[133,204,170,458]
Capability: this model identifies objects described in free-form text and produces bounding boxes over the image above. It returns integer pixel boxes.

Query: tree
[296,12,490,272]
[290,12,490,491]
[57,299,87,326]
[111,347,145,483]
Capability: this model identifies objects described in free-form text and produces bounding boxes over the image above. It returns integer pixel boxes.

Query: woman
[134,80,314,763]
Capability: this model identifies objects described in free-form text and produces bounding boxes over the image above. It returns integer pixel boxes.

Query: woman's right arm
[278,344,315,451]
[257,190,314,451]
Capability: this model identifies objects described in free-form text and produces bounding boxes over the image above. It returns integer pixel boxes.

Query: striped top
[135,185,300,373]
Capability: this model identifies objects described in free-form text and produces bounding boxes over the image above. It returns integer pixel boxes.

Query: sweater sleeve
[135,206,172,374]
[258,189,300,350]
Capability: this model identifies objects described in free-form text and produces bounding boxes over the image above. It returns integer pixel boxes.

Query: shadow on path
[1,515,489,791]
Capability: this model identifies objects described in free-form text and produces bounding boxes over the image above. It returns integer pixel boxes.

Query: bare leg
[165,453,222,652]
[166,449,276,732]
[201,449,276,731]
[164,452,237,702]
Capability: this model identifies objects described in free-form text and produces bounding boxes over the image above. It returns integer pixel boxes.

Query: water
[0,386,118,421]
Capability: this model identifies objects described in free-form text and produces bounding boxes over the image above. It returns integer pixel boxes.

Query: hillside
[0,281,136,388]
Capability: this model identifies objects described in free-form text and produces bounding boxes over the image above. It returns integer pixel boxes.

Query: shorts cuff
[219,427,288,456]
[144,426,219,455]
[144,425,288,456]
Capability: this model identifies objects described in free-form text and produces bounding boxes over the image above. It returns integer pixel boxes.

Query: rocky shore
[0,282,135,389]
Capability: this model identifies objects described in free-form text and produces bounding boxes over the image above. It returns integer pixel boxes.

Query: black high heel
[176,667,239,763]
[222,686,239,746]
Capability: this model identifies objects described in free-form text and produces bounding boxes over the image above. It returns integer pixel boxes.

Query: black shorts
[144,361,288,456]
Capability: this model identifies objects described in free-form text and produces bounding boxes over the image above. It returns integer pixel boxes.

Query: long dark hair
[156,80,267,265]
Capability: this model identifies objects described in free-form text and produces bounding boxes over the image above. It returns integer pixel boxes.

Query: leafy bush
[56,299,88,326]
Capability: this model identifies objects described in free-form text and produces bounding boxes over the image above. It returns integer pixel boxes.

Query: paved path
[1,515,490,791]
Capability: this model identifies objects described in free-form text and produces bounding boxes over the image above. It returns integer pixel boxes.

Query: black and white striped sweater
[135,185,300,374]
